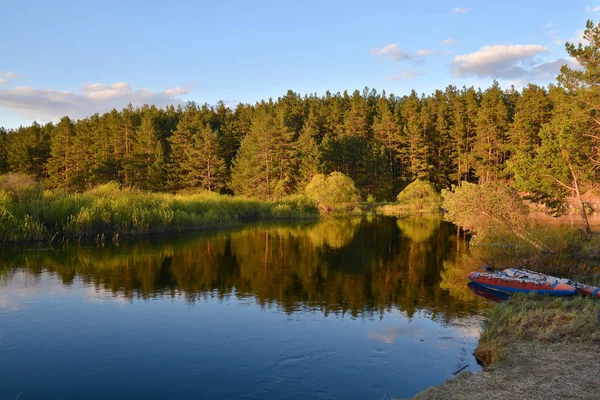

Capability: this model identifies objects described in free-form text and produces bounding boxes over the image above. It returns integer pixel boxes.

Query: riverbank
[411,295,600,400]
[0,183,318,242]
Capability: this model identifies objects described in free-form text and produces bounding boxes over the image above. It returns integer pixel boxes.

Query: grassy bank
[412,295,600,400]
[409,222,600,400]
[0,182,319,242]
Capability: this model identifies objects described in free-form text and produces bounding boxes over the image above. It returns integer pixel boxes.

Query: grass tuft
[474,295,600,366]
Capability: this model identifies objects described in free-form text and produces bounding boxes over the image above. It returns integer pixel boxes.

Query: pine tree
[399,91,429,182]
[343,89,370,137]
[361,142,393,200]
[148,141,167,191]
[5,122,51,179]
[47,117,76,187]
[120,104,140,183]
[271,108,297,197]
[509,84,552,160]
[324,92,346,137]
[186,125,227,191]
[558,19,600,173]
[71,118,98,189]
[473,81,510,183]
[168,103,202,190]
[513,88,597,234]
[129,110,164,189]
[296,123,321,189]
[430,89,454,189]
[231,106,277,198]
[373,94,402,183]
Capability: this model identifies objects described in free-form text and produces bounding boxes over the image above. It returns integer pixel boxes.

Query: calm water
[0,217,492,400]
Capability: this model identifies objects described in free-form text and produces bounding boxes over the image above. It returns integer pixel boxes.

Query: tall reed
[0,182,319,242]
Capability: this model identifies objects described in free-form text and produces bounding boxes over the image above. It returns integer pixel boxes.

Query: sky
[0,0,594,128]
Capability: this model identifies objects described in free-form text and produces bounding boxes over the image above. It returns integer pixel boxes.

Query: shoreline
[410,295,600,399]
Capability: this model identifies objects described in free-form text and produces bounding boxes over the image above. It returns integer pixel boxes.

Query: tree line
[0,83,554,198]
[1,21,599,211]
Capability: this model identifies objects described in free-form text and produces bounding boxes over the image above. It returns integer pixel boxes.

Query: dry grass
[412,343,600,400]
[474,295,600,365]
[409,295,600,400]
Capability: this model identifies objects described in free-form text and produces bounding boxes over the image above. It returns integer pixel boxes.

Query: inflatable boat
[503,268,600,299]
[467,270,578,296]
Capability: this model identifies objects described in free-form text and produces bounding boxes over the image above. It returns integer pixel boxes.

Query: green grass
[0,182,319,242]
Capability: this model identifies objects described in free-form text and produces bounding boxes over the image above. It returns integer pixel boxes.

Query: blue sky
[0,0,594,128]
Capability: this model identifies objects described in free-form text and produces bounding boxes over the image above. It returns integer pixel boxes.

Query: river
[0,216,493,399]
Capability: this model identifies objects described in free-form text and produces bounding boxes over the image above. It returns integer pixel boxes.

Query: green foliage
[473,81,510,183]
[395,179,441,213]
[304,172,361,212]
[185,125,227,191]
[0,182,318,242]
[5,122,51,179]
[231,105,297,199]
[47,116,76,187]
[512,86,599,233]
[442,182,552,251]
[0,128,8,174]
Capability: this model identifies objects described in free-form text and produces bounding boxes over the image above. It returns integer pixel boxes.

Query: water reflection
[0,217,491,321]
[0,217,498,400]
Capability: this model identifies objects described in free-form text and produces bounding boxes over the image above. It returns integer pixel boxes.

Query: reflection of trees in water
[306,217,361,249]
[0,218,490,320]
[397,216,441,243]
[440,238,493,310]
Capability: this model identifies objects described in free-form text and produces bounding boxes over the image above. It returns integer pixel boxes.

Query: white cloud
[371,45,441,62]
[0,81,191,121]
[416,49,437,56]
[570,30,585,45]
[0,71,19,83]
[3,72,19,80]
[505,58,582,88]
[452,44,548,78]
[371,44,411,61]
[531,57,580,79]
[441,38,459,46]
[586,5,600,12]
[390,70,419,80]
[452,7,470,14]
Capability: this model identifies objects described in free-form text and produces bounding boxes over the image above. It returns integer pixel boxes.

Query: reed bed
[0,182,318,242]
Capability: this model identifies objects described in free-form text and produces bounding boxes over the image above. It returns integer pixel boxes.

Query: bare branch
[541,174,575,191]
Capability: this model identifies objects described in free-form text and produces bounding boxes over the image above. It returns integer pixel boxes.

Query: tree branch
[541,174,575,191]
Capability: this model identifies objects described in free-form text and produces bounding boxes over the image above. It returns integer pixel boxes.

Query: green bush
[304,172,361,212]
[396,180,441,213]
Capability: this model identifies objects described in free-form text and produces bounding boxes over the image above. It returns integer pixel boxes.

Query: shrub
[442,182,551,252]
[304,172,361,212]
[396,179,441,213]
[0,173,42,203]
